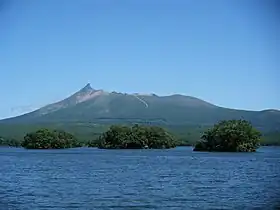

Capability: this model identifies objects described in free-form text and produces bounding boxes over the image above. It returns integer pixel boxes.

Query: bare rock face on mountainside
[1,83,280,131]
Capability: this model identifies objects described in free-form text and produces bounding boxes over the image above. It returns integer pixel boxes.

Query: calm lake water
[0,147,280,210]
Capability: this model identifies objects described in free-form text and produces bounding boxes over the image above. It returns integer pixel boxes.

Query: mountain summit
[1,84,280,131]
[79,83,94,92]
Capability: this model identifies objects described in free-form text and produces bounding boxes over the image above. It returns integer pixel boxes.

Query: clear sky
[0,0,279,119]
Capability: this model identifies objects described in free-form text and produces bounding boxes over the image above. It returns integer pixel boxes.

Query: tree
[96,124,177,149]
[193,119,261,152]
[21,128,81,149]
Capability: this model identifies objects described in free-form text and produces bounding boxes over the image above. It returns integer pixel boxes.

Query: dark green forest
[193,120,261,152]
[96,124,176,149]
[0,122,279,147]
[21,129,81,149]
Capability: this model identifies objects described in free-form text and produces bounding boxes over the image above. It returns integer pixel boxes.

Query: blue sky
[0,0,279,119]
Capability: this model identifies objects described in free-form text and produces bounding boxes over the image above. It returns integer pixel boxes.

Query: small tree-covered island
[193,119,261,152]
[21,129,81,149]
[95,124,177,149]
[19,119,262,151]
[21,125,177,149]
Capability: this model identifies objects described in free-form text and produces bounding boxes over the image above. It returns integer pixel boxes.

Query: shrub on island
[21,128,81,149]
[193,119,261,152]
[96,124,177,149]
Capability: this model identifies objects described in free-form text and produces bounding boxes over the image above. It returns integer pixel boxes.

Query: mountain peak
[1,84,280,133]
[79,83,93,92]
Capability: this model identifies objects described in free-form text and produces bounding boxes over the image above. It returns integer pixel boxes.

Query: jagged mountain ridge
[1,84,280,131]
[35,84,106,116]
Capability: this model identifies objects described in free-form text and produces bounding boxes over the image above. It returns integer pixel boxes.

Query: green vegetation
[21,128,81,149]
[1,84,280,132]
[261,132,280,146]
[0,123,107,146]
[1,84,280,148]
[96,124,176,149]
[0,136,21,147]
[0,121,279,148]
[194,120,261,152]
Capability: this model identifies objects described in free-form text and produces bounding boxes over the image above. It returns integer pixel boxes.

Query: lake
[1,147,280,210]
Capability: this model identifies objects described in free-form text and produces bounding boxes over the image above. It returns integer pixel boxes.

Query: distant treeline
[0,137,21,147]
[0,122,280,147]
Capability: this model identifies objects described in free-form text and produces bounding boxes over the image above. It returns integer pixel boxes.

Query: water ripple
[1,147,280,209]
